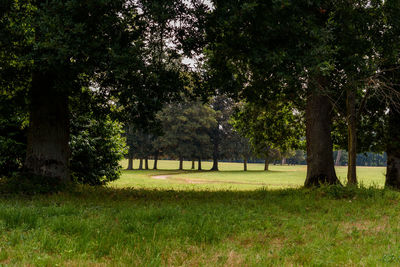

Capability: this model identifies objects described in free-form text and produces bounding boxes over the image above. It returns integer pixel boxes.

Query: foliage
[70,114,126,186]
[232,101,304,159]
[156,100,217,160]
[125,125,157,160]
[0,96,27,177]
[0,90,127,186]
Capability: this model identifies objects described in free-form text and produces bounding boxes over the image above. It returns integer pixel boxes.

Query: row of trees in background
[126,95,255,171]
[125,94,387,171]
[2,0,400,191]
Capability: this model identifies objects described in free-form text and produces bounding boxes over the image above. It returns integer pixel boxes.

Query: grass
[0,160,395,266]
[112,159,386,190]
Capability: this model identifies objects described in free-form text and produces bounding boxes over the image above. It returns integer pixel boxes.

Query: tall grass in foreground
[1,185,400,266]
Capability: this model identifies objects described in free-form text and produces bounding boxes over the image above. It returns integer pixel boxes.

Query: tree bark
[191,160,195,169]
[24,71,70,184]
[346,88,357,185]
[386,107,400,189]
[198,158,202,171]
[304,92,340,187]
[264,158,269,171]
[145,157,149,170]
[335,150,342,166]
[138,158,143,170]
[153,151,158,170]
[211,137,219,171]
[244,157,248,171]
[179,157,183,170]
[281,158,286,165]
[127,157,133,170]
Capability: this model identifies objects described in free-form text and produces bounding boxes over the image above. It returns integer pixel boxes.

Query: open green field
[112,159,387,190]
[1,161,397,266]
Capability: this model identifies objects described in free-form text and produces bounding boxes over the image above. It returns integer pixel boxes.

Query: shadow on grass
[122,169,287,174]
[46,184,395,204]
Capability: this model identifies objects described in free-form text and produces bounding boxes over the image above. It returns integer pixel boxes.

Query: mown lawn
[0,161,395,266]
[112,159,386,190]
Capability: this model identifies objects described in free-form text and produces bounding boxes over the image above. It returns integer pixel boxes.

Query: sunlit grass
[112,159,386,190]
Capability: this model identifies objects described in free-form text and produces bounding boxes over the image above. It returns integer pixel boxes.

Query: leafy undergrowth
[0,185,400,266]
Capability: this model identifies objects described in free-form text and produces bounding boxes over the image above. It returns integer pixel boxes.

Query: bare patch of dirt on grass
[150,174,298,187]
[172,177,270,185]
[339,217,389,234]
[152,175,168,180]
[228,234,286,251]
[163,246,202,266]
[225,250,245,267]
[63,261,109,267]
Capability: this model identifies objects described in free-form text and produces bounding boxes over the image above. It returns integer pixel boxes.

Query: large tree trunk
[211,137,219,171]
[346,88,357,185]
[281,158,286,165]
[335,150,342,166]
[264,158,269,171]
[244,157,248,171]
[145,157,149,170]
[198,158,202,171]
[191,160,195,169]
[153,151,158,170]
[24,72,70,184]
[179,157,183,170]
[138,158,143,170]
[304,92,340,187]
[127,157,133,170]
[386,107,400,189]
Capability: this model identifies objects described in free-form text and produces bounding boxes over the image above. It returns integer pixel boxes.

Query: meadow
[1,160,399,266]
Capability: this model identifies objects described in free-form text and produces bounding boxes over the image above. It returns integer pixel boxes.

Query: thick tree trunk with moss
[127,157,133,170]
[304,92,340,187]
[24,72,70,184]
[198,159,202,171]
[244,157,248,171]
[386,107,400,189]
[346,88,357,185]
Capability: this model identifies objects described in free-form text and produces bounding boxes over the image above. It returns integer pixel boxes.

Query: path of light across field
[110,160,386,190]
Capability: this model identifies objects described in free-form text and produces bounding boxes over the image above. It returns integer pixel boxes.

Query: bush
[70,115,127,185]
[0,100,126,187]
[0,96,27,177]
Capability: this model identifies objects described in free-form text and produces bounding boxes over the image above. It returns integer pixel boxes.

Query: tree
[0,87,127,186]
[125,127,157,170]
[157,99,216,170]
[0,0,146,185]
[232,101,304,172]
[206,0,394,186]
[224,132,252,171]
[206,0,343,186]
[328,1,384,185]
[380,0,400,189]
[209,94,235,171]
[1,0,208,189]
